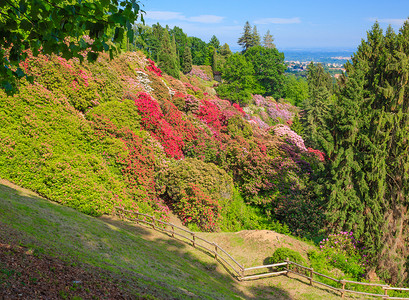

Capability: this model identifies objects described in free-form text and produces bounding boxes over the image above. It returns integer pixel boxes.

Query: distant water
[282,49,355,64]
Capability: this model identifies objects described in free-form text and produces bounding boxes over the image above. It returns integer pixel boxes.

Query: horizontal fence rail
[114,206,409,299]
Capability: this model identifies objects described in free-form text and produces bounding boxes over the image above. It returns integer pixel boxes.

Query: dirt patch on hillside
[0,241,130,299]
[238,230,315,260]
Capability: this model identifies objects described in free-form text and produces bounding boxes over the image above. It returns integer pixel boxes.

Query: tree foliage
[181,44,192,74]
[158,27,180,79]
[244,45,287,98]
[324,21,409,285]
[216,53,256,104]
[238,21,253,52]
[263,30,275,49]
[0,0,142,94]
[301,62,334,152]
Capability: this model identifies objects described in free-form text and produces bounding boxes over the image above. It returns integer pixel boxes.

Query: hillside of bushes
[0,49,325,237]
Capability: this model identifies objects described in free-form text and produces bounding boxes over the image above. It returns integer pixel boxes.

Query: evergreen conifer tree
[181,44,192,74]
[209,35,220,50]
[301,62,333,152]
[238,21,253,52]
[212,48,217,74]
[158,28,180,79]
[220,43,232,56]
[324,21,409,284]
[252,25,261,47]
[263,30,275,48]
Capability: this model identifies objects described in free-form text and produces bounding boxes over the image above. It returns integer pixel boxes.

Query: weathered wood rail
[115,207,409,299]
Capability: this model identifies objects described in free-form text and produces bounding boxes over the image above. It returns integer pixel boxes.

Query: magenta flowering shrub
[271,124,307,151]
[248,115,270,130]
[196,99,225,132]
[316,231,367,278]
[132,92,184,159]
[308,147,325,162]
[253,94,266,106]
[188,66,211,81]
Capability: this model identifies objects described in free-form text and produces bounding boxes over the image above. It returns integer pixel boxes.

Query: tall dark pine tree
[302,62,333,152]
[325,21,409,285]
[238,21,253,52]
[252,25,261,47]
[158,28,180,79]
[181,44,192,74]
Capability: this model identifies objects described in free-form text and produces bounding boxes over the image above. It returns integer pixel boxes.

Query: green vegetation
[0,0,141,94]
[2,3,409,290]
[269,247,306,266]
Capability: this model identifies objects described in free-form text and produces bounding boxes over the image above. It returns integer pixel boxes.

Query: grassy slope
[0,179,364,299]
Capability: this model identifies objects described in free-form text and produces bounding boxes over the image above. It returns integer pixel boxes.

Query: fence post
[383,286,389,300]
[240,267,244,281]
[151,216,155,229]
[310,267,313,286]
[214,244,218,260]
[192,233,196,247]
[286,258,289,277]
[341,280,345,298]
[171,225,174,238]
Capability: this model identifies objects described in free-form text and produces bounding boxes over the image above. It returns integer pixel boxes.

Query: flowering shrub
[253,94,266,106]
[133,92,184,159]
[248,115,270,130]
[196,99,225,132]
[267,104,293,123]
[271,124,307,151]
[232,103,245,116]
[314,231,367,279]
[159,158,233,231]
[146,58,162,77]
[308,147,325,162]
[188,66,211,81]
[175,183,221,231]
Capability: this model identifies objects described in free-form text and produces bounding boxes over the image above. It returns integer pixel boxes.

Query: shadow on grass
[0,181,293,299]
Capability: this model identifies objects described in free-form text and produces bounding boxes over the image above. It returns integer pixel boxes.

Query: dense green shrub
[269,247,306,271]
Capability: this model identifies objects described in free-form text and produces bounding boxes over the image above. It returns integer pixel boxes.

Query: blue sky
[141,0,409,51]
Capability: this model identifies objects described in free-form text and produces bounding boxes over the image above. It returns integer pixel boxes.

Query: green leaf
[127,28,134,43]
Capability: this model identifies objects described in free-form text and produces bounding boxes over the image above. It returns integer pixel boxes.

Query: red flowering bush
[196,99,225,132]
[232,103,245,116]
[308,147,325,162]
[175,183,221,232]
[132,92,184,159]
[146,58,162,77]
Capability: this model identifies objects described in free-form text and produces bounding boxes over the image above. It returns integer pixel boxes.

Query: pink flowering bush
[188,66,211,81]
[271,124,307,151]
[267,103,293,123]
[253,94,266,106]
[248,115,270,130]
[132,92,184,159]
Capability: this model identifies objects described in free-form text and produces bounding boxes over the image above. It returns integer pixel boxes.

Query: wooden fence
[115,207,409,299]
